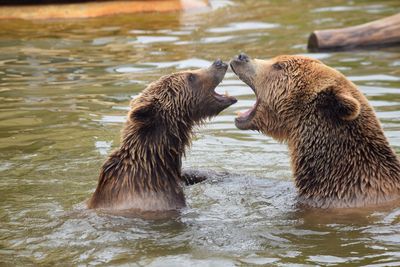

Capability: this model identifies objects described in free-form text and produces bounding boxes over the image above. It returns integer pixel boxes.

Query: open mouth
[210,60,237,105]
[235,92,258,129]
[230,62,258,129]
[236,99,258,121]
[212,90,237,105]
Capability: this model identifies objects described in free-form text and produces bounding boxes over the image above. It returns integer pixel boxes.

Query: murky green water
[1,0,400,265]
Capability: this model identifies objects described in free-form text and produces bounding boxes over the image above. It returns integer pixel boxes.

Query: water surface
[1,0,400,265]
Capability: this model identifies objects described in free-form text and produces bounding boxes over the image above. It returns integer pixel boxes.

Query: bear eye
[272,62,284,71]
[188,73,196,83]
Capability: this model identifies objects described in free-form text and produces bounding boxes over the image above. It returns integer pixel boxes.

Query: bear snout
[238,53,249,62]
[212,59,228,69]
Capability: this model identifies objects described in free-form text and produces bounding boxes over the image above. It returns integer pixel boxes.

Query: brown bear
[230,53,400,208]
[88,60,237,211]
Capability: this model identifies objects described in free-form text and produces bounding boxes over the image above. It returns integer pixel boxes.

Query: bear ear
[128,98,156,123]
[316,86,360,121]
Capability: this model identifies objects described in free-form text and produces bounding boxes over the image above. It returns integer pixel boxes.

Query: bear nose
[238,53,249,62]
[214,59,223,66]
[213,59,227,68]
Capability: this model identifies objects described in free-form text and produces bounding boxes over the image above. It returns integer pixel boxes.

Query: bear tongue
[213,90,237,102]
[236,102,256,119]
[236,108,252,118]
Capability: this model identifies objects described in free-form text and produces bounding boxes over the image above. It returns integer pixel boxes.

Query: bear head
[230,54,361,142]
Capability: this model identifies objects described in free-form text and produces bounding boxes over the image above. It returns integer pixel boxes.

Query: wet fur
[232,55,400,208]
[88,66,232,211]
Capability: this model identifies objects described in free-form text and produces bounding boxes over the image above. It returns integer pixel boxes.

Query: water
[1,0,400,265]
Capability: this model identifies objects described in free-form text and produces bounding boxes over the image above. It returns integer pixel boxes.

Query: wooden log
[308,13,400,51]
[0,0,208,20]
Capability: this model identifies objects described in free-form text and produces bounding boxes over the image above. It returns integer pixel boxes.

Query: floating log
[308,13,400,51]
[0,0,208,20]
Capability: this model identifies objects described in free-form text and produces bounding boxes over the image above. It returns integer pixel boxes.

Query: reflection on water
[206,21,280,33]
[0,0,400,265]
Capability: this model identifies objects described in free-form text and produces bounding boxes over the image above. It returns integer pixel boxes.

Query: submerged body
[230,54,400,208]
[88,60,236,211]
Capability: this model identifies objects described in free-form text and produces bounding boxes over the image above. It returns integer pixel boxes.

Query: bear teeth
[236,110,247,117]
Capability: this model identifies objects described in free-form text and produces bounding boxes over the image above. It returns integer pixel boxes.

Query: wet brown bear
[88,60,237,211]
[230,53,400,208]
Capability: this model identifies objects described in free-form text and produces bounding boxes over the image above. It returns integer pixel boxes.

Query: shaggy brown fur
[88,60,236,211]
[230,53,400,208]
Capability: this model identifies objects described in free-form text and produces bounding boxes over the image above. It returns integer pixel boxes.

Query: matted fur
[231,54,400,208]
[88,62,235,211]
